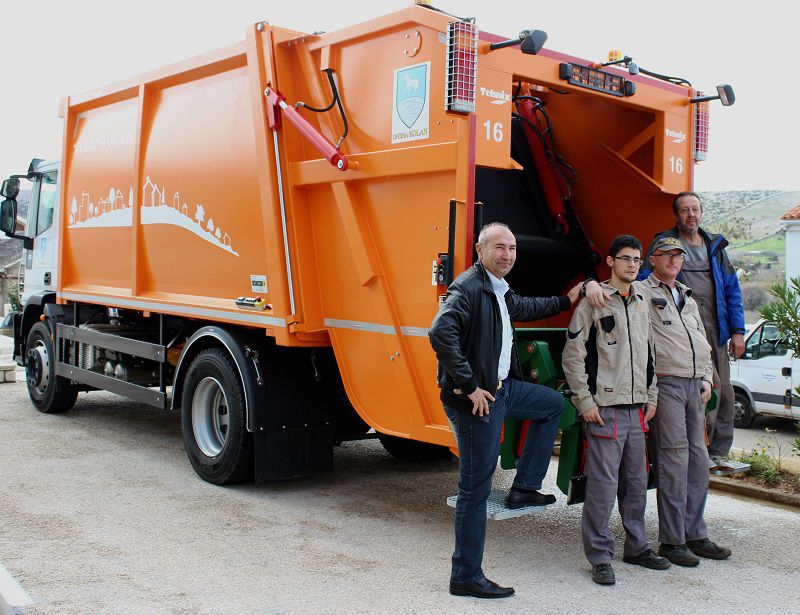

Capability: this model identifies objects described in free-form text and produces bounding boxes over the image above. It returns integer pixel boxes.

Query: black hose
[638,66,691,87]
[296,69,349,148]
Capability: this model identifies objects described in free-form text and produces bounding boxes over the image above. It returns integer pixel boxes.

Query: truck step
[711,460,751,476]
[446,489,549,520]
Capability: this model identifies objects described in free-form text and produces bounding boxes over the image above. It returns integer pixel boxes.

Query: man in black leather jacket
[429,222,588,599]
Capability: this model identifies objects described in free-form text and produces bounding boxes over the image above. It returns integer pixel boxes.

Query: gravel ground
[1,377,799,615]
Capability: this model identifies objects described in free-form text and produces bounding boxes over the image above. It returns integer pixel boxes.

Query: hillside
[699,190,799,321]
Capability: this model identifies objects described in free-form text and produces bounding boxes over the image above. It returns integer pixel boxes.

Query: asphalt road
[1,376,800,615]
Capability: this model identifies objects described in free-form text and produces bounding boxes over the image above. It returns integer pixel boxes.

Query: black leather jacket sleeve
[508,294,570,322]
[428,282,479,396]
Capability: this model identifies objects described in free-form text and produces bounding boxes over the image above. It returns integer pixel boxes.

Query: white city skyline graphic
[68,177,238,256]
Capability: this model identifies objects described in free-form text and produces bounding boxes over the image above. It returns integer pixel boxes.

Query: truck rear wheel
[378,433,452,462]
[182,348,254,484]
[25,321,78,414]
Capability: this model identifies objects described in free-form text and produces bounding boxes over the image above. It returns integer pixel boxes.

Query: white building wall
[785,221,800,286]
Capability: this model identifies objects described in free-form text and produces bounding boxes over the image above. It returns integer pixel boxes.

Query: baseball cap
[651,236,688,254]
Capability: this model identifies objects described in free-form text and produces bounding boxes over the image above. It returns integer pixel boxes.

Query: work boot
[622,549,671,570]
[687,537,732,560]
[658,543,700,567]
[591,563,615,585]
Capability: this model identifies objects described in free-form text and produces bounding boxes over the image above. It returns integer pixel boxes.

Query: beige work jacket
[562,282,658,415]
[635,275,713,383]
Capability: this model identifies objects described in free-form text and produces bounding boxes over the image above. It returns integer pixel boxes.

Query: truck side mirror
[1,177,20,199]
[520,30,548,55]
[1,198,18,235]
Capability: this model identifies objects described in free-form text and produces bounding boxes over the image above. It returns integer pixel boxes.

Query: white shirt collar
[486,269,509,296]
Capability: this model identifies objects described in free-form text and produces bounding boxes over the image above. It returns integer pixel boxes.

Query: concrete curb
[709,476,800,508]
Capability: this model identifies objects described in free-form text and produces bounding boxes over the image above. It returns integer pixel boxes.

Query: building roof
[780,204,800,221]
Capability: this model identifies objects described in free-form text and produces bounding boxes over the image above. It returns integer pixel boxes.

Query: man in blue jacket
[639,192,746,469]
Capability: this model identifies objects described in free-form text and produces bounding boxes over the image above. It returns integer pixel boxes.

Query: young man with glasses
[562,235,669,585]
[639,236,732,566]
[640,192,746,472]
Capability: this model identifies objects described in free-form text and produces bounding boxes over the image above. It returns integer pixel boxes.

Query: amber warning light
[445,21,478,113]
[559,62,635,97]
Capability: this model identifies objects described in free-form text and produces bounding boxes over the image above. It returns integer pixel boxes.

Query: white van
[730,319,799,427]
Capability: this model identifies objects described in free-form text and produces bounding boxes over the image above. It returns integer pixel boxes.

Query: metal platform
[711,460,751,476]
[446,489,550,520]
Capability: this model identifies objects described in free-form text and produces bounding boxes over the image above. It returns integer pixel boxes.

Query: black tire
[25,321,78,414]
[181,348,254,485]
[733,390,756,428]
[378,433,452,462]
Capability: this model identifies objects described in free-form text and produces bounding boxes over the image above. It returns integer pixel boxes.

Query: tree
[207,218,214,233]
[708,214,752,244]
[195,204,205,225]
[8,282,21,311]
[759,276,800,398]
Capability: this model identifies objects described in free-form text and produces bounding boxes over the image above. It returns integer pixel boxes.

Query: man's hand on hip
[582,406,605,426]
[729,333,745,360]
[467,387,496,417]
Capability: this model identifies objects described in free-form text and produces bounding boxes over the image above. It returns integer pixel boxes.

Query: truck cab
[730,319,799,427]
[1,159,61,360]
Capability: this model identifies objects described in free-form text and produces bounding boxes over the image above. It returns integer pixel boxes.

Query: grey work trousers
[582,406,649,566]
[707,329,735,457]
[652,376,709,545]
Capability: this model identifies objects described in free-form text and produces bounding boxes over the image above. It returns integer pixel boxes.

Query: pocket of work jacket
[586,407,616,439]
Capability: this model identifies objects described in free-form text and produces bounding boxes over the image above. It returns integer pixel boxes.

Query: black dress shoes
[449,577,515,599]
[504,487,556,509]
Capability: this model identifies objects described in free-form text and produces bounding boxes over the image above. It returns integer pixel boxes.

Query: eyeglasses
[653,252,685,262]
[613,256,643,265]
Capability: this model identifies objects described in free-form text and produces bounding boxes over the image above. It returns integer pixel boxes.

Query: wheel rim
[733,398,746,422]
[191,376,230,457]
[26,340,50,394]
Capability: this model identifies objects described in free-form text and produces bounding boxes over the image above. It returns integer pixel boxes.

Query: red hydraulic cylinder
[516,99,569,235]
[265,87,349,171]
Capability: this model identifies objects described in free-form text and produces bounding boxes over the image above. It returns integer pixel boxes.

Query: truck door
[738,321,793,417]
[22,169,59,302]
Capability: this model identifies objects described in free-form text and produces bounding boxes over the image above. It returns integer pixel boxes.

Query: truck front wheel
[733,390,756,429]
[182,348,254,484]
[25,321,78,413]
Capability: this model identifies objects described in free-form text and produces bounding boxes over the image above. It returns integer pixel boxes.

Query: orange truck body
[33,3,700,477]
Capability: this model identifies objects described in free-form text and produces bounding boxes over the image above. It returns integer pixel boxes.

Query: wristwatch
[580,278,596,297]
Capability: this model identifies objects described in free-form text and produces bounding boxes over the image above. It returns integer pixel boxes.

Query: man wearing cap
[640,192,746,471]
[640,235,732,566]
[429,222,593,599]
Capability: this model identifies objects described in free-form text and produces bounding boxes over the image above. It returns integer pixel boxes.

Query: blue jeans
[444,378,564,583]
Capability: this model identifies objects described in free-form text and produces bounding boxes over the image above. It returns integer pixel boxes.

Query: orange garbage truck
[0,3,732,487]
